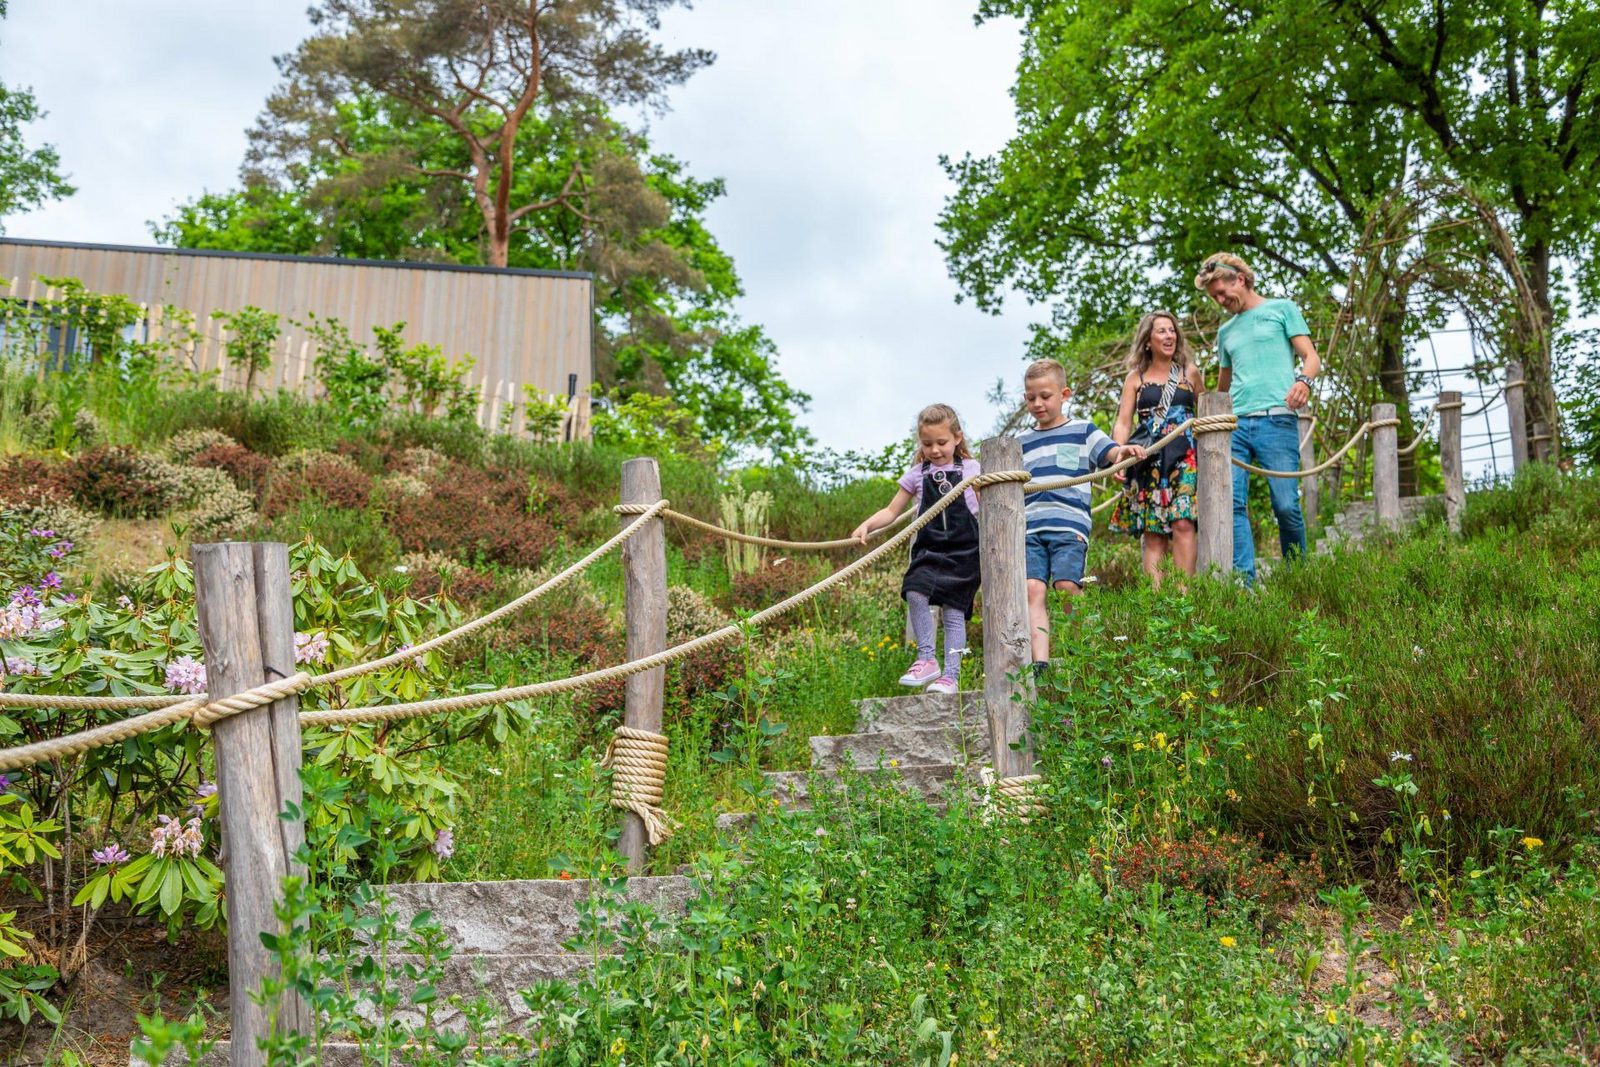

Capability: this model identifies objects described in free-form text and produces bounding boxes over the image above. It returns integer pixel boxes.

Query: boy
[1018,359,1144,671]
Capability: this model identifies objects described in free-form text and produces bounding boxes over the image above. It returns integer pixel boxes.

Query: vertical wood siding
[0,240,593,436]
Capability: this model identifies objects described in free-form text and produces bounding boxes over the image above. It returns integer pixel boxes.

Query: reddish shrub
[191,443,273,505]
[719,558,831,625]
[264,457,374,517]
[492,593,626,716]
[62,446,180,517]
[0,456,71,506]
[387,462,557,569]
[1096,833,1323,917]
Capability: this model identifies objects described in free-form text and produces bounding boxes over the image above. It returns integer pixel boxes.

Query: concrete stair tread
[163,1041,520,1066]
[854,690,984,733]
[377,875,693,954]
[765,762,970,808]
[809,724,986,771]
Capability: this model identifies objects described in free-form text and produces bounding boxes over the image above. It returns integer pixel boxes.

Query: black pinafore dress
[900,462,981,618]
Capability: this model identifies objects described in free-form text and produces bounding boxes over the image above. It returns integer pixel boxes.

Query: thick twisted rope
[602,726,674,845]
[615,502,911,551]
[1023,416,1233,494]
[996,774,1044,822]
[299,468,1033,729]
[1396,406,1439,457]
[0,499,672,716]
[0,671,311,772]
[1229,417,1400,479]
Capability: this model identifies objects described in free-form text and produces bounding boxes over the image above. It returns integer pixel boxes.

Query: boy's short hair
[1023,358,1067,388]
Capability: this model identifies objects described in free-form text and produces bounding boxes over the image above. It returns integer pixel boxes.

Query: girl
[1110,310,1205,588]
[851,403,981,695]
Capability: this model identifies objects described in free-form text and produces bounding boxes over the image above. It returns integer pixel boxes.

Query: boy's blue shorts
[1025,531,1087,588]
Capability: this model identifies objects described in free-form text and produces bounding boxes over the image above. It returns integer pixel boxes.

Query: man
[1194,253,1321,583]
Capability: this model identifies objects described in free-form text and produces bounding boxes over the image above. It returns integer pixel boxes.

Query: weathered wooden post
[977,436,1033,782]
[1439,391,1464,535]
[1195,392,1235,574]
[1298,408,1319,527]
[1505,361,1529,472]
[617,458,668,872]
[1372,402,1401,530]
[1531,420,1552,463]
[192,542,308,1067]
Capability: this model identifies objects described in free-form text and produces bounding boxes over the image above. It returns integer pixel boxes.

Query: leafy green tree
[0,1,73,227]
[942,0,1598,451]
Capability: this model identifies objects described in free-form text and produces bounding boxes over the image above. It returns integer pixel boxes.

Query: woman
[1110,310,1204,588]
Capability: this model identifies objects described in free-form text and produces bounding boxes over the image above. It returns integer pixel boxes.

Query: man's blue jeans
[1231,413,1306,582]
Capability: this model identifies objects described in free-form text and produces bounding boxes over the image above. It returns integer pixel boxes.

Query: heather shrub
[189,442,273,504]
[1095,833,1324,920]
[264,450,374,516]
[398,550,499,603]
[664,585,740,710]
[172,467,259,541]
[387,461,557,569]
[164,428,238,465]
[0,455,72,506]
[719,556,831,622]
[63,446,186,518]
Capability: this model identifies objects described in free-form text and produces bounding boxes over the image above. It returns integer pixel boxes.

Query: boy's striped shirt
[1018,419,1116,540]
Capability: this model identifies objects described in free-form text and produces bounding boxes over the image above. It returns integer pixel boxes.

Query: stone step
[810,724,985,772]
[765,762,970,809]
[344,951,598,1031]
[855,690,984,734]
[164,1041,516,1066]
[377,875,694,954]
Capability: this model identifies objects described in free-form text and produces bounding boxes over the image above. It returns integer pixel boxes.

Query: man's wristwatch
[1294,373,1315,390]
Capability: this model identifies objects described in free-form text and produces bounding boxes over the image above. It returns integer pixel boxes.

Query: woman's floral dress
[1110,381,1199,537]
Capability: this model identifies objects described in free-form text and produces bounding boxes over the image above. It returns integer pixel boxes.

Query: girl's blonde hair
[1125,310,1192,375]
[914,403,973,462]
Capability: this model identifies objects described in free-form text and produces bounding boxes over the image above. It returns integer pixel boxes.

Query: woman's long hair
[1125,310,1192,375]
[914,403,974,462]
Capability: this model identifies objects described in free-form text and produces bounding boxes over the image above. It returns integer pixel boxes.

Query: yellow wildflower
[611,1037,627,1055]
[1209,688,1219,697]
[1219,936,1236,948]
[1326,1008,1338,1025]
[1523,836,1543,849]
[1153,732,1168,750]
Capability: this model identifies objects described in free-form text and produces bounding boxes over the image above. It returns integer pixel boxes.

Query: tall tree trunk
[1521,237,1560,459]
[1376,302,1414,494]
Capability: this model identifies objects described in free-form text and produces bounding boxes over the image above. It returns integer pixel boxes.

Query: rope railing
[615,501,911,551]
[1396,405,1439,457]
[0,468,1032,773]
[0,498,674,715]
[1228,416,1400,480]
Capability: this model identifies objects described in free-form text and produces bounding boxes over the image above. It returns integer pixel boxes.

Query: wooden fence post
[1531,420,1551,463]
[977,436,1033,781]
[1439,391,1464,535]
[1195,392,1234,574]
[617,459,667,872]
[193,543,307,1066]
[1372,402,1401,529]
[1505,361,1528,472]
[1298,408,1318,527]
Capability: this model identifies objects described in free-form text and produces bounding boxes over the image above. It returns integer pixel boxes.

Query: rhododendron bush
[0,511,548,1007]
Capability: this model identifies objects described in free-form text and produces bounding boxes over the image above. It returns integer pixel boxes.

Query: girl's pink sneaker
[927,676,960,695]
[898,658,940,687]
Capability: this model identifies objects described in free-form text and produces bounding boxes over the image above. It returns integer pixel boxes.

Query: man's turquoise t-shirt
[1217,298,1310,415]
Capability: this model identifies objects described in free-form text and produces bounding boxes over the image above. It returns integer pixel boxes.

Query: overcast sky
[2,0,1039,458]
[1,2,1526,475]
